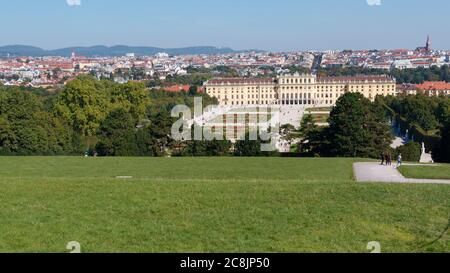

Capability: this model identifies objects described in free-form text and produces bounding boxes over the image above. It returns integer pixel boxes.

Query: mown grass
[399,165,450,180]
[0,157,449,253]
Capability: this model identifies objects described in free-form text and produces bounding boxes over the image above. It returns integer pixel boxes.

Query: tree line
[382,95,450,132]
[0,75,213,156]
[380,94,450,162]
[1,76,449,161]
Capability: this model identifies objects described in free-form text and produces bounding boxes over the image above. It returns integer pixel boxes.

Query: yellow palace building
[204,73,396,107]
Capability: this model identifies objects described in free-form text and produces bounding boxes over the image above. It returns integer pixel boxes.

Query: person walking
[397,153,402,168]
[380,152,385,165]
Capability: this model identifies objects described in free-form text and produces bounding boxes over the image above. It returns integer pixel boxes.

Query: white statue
[420,142,434,163]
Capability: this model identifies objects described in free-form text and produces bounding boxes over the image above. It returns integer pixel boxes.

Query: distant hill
[0,45,263,57]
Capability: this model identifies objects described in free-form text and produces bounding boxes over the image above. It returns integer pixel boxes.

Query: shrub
[394,142,421,162]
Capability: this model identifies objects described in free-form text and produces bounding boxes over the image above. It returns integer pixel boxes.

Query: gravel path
[353,162,450,185]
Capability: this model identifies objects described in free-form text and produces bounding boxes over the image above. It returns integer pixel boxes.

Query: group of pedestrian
[380,152,402,167]
[380,152,392,166]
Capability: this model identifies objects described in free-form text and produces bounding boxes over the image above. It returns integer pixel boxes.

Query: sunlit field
[0,157,449,253]
[399,165,450,180]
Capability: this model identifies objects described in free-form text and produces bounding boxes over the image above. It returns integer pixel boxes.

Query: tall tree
[0,87,83,155]
[435,119,450,163]
[298,114,323,155]
[54,75,110,136]
[0,116,13,153]
[147,110,174,156]
[96,108,141,156]
[110,82,150,123]
[325,93,393,158]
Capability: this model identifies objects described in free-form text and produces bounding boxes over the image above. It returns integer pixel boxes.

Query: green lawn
[0,157,449,253]
[399,165,450,180]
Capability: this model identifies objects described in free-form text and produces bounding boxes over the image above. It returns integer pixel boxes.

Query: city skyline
[1,0,449,51]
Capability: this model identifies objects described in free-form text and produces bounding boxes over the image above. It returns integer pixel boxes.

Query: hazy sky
[0,0,448,51]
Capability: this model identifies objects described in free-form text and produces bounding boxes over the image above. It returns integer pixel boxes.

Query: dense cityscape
[1,37,449,97]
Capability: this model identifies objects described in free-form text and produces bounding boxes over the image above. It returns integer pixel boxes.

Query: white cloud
[367,0,382,6]
[66,0,81,6]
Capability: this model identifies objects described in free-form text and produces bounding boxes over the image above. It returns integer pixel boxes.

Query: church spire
[426,35,431,52]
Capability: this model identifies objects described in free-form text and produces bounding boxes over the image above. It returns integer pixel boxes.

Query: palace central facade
[204,74,396,107]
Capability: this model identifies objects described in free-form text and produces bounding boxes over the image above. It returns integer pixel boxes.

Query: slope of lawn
[399,165,450,180]
[0,157,449,253]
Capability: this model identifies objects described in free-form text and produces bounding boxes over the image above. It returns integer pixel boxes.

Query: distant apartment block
[397,82,450,97]
[416,81,450,96]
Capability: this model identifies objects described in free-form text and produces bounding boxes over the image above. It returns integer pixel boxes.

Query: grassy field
[399,164,450,180]
[0,157,449,253]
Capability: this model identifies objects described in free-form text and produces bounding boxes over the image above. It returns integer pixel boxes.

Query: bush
[394,142,421,162]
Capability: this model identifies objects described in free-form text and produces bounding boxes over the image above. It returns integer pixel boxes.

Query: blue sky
[0,0,448,51]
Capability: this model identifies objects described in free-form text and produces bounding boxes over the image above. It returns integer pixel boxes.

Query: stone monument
[419,142,434,163]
